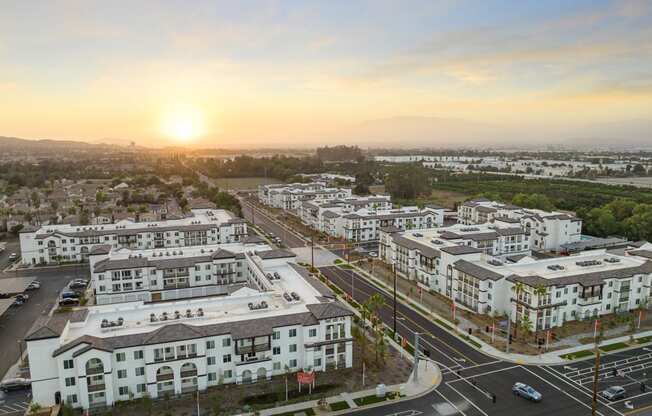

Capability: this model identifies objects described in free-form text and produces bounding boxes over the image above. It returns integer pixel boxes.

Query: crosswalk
[559,352,652,385]
[0,401,29,414]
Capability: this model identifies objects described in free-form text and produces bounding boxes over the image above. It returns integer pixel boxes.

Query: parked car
[512,382,542,402]
[14,294,29,302]
[602,386,626,401]
[69,280,88,290]
[59,297,80,306]
[0,378,31,392]
[11,298,25,307]
[26,281,41,290]
[8,253,18,261]
[61,290,79,299]
[369,251,378,257]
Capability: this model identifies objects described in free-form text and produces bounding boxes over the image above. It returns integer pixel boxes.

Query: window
[289,344,297,353]
[608,281,613,287]
[208,356,216,365]
[63,359,74,369]
[608,293,612,299]
[222,338,231,347]
[208,373,217,382]
[273,347,281,355]
[639,276,643,283]
[564,287,568,295]
[66,394,78,404]
[556,291,561,298]
[135,367,145,377]
[117,369,127,379]
[137,384,146,393]
[65,377,75,387]
[607,304,611,310]
[572,298,576,305]
[206,340,215,350]
[272,331,280,340]
[314,358,322,367]
[289,329,297,337]
[134,350,144,360]
[224,370,233,379]
[116,352,126,362]
[119,386,129,396]
[223,354,231,363]
[573,286,578,293]
[289,359,297,368]
[309,329,317,337]
[273,362,281,370]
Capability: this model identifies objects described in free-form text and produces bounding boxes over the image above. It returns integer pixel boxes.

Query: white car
[369,251,378,257]
[26,281,41,290]
[8,253,18,261]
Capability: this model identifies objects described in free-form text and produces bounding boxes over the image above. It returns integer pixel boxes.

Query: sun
[161,106,205,143]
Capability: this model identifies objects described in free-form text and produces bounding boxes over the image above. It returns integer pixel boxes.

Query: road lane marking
[446,365,519,380]
[521,366,615,416]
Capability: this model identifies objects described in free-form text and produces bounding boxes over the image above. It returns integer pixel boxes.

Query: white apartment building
[298,196,392,233]
[19,209,247,266]
[383,232,652,332]
[258,183,352,212]
[89,241,275,305]
[379,223,529,294]
[25,254,353,411]
[457,199,582,252]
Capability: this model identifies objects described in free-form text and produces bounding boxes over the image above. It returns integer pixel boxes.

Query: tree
[366,293,385,331]
[384,164,431,199]
[510,282,524,339]
[141,393,153,416]
[9,224,23,235]
[519,315,533,340]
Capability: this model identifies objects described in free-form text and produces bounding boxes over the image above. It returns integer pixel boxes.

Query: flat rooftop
[26,209,240,237]
[63,261,324,344]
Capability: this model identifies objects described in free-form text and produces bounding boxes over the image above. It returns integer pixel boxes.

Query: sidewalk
[256,360,440,416]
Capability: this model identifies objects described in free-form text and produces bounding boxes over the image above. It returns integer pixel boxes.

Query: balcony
[164,281,190,290]
[86,366,104,375]
[235,343,271,355]
[156,372,174,382]
[180,369,198,378]
[235,355,272,366]
[578,296,602,306]
[87,383,106,393]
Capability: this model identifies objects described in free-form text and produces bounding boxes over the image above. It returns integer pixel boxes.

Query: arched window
[86,358,104,375]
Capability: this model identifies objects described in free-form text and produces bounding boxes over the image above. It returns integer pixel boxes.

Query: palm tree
[374,331,387,365]
[510,281,524,339]
[533,284,547,343]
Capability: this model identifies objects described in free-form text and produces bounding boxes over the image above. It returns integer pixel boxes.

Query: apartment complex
[89,240,274,305]
[18,209,247,265]
[257,183,352,211]
[298,196,392,232]
[26,254,353,410]
[381,227,652,331]
[379,223,529,292]
[457,199,582,251]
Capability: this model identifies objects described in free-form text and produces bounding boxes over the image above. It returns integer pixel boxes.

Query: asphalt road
[239,199,307,248]
[0,239,20,271]
[320,265,649,416]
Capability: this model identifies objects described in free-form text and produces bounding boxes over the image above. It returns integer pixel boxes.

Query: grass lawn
[354,394,388,406]
[560,349,595,360]
[637,336,652,344]
[274,408,316,416]
[329,401,351,411]
[600,342,629,352]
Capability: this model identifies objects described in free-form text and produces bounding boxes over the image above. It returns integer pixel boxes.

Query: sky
[1,0,651,149]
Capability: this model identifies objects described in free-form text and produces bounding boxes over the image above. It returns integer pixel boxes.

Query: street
[239,198,307,248]
[320,265,652,416]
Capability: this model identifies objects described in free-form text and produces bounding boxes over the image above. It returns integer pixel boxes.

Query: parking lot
[547,346,652,413]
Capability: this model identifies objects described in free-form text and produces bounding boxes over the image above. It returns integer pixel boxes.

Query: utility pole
[506,313,511,354]
[393,264,397,336]
[251,203,255,227]
[311,234,315,271]
[592,344,601,416]
[414,332,420,383]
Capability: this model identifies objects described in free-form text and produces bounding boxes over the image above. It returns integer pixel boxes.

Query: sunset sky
[1,0,651,148]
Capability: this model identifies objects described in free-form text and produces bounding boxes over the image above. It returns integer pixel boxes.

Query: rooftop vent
[547,264,565,271]
[487,259,503,267]
[604,257,621,263]
[576,260,603,267]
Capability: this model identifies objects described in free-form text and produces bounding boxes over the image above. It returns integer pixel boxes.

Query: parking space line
[521,366,612,416]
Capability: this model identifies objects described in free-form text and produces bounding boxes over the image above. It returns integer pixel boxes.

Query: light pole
[393,264,397,336]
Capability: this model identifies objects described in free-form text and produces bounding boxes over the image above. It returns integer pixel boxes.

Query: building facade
[26,255,353,410]
[19,209,247,265]
[258,183,352,211]
[457,199,582,252]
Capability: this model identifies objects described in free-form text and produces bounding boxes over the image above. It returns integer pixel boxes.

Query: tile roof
[454,260,504,281]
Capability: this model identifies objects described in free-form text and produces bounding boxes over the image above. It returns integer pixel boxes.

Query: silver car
[602,386,626,401]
